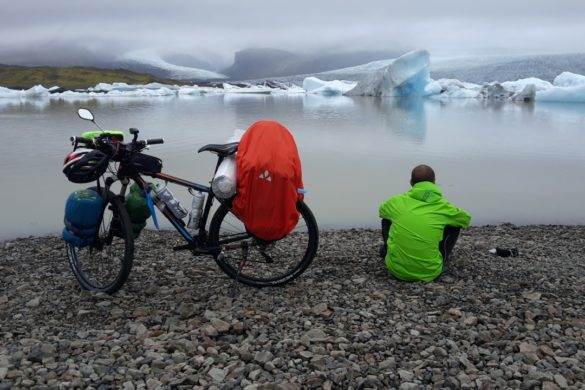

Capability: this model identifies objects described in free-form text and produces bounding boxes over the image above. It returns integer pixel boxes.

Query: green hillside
[0,64,181,90]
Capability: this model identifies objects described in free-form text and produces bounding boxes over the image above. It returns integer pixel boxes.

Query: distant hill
[224,48,404,80]
[0,65,181,90]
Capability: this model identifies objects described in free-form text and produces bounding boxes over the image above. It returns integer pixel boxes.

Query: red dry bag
[232,120,303,241]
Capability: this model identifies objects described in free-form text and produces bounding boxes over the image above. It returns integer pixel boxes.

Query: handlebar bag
[232,120,303,241]
[129,153,162,174]
[62,188,105,247]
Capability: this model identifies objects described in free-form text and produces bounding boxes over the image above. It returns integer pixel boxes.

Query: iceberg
[302,77,357,96]
[222,83,273,94]
[536,85,585,103]
[347,50,431,97]
[425,79,481,99]
[552,72,585,88]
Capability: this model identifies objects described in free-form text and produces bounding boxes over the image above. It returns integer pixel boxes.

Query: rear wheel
[66,195,134,294]
[208,201,318,287]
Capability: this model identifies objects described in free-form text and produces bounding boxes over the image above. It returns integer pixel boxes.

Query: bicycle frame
[110,155,248,252]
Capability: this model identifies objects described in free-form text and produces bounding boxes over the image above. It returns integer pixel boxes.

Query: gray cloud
[1,0,584,67]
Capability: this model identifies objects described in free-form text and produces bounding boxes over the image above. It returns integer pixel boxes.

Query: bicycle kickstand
[229,241,249,299]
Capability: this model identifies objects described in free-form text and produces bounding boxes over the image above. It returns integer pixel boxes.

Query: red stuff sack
[232,120,303,241]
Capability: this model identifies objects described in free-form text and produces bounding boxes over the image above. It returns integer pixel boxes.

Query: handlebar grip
[147,138,164,145]
[70,136,92,145]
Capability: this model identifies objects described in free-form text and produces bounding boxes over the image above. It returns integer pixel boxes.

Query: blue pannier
[62,188,105,247]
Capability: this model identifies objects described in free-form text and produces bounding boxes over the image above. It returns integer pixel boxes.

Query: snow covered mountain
[118,50,226,81]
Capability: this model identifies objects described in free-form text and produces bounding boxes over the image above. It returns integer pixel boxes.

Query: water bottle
[187,191,205,229]
[153,183,188,219]
[488,247,519,257]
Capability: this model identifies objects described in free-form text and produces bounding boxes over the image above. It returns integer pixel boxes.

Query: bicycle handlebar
[69,132,163,161]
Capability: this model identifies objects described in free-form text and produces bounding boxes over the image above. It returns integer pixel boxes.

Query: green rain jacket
[379,181,471,282]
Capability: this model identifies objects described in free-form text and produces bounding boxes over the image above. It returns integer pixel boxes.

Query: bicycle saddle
[198,142,239,156]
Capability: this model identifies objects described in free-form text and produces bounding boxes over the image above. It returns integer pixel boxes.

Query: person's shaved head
[410,164,435,186]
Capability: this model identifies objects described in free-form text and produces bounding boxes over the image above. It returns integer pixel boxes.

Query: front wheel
[208,201,319,287]
[66,194,134,294]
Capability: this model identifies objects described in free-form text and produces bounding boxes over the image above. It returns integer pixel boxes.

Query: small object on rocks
[488,247,518,257]
[448,308,462,317]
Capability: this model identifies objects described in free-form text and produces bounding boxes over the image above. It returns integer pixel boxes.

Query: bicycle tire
[208,200,318,287]
[66,194,134,294]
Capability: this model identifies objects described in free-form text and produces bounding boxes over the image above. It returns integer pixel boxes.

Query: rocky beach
[0,225,583,389]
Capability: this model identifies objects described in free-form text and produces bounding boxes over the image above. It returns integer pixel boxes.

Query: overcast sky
[1,0,584,66]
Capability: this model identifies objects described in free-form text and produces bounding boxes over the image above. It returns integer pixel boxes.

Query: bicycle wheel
[66,194,134,294]
[208,200,318,287]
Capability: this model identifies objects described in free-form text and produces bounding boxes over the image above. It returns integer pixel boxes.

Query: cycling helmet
[63,148,109,183]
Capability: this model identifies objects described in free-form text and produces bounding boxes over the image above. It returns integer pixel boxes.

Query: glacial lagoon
[1,94,584,239]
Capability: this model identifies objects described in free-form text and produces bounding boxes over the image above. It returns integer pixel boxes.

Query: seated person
[379,165,471,282]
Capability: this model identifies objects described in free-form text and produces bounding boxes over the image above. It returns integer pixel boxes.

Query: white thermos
[212,156,237,199]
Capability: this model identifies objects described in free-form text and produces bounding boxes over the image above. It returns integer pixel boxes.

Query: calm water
[1,94,584,239]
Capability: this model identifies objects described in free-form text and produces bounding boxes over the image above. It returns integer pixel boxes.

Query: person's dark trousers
[380,219,460,265]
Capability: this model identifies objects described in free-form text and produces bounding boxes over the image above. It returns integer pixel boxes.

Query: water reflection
[380,98,427,143]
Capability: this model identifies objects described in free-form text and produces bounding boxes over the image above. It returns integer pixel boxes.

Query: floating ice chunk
[222,83,273,94]
[302,77,357,96]
[347,50,430,97]
[425,79,481,99]
[271,84,305,94]
[536,85,585,103]
[511,84,537,102]
[480,84,512,100]
[0,86,25,98]
[178,86,206,95]
[501,77,552,93]
[553,72,585,87]
[23,85,51,97]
